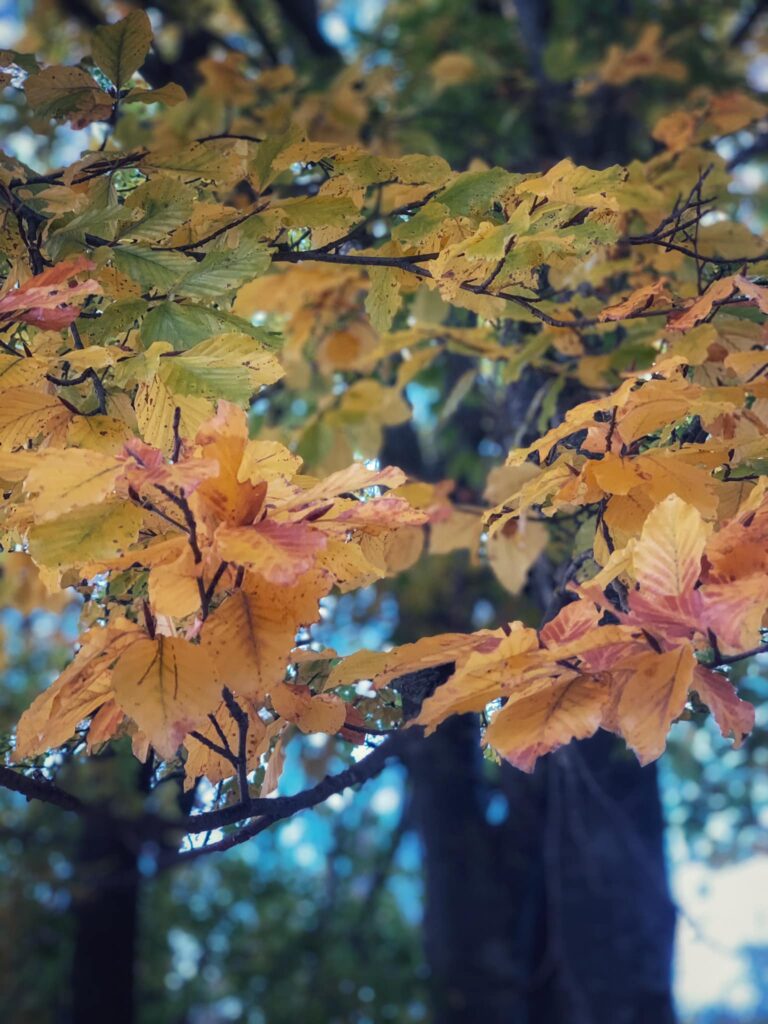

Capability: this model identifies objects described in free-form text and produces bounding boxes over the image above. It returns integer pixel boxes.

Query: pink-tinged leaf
[0,257,101,328]
[540,599,601,647]
[625,589,704,645]
[699,575,768,655]
[485,672,612,772]
[120,438,219,496]
[329,496,428,530]
[215,519,327,584]
[693,665,755,747]
[633,494,709,598]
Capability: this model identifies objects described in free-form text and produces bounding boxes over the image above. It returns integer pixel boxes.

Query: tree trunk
[69,811,139,1024]
[405,723,676,1024]
[403,715,532,1024]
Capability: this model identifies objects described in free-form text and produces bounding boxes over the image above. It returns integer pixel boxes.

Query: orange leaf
[598,279,671,322]
[271,683,346,734]
[201,571,331,699]
[666,277,737,332]
[485,672,611,772]
[615,644,695,764]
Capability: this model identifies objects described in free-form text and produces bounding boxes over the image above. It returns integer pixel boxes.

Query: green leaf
[122,83,186,106]
[47,203,133,260]
[91,10,152,88]
[141,142,236,180]
[24,66,114,126]
[393,202,449,246]
[176,244,272,299]
[79,299,148,345]
[0,48,40,76]
[250,126,304,192]
[122,179,195,243]
[158,333,283,402]
[438,168,521,217]
[365,268,402,333]
[140,301,281,351]
[111,245,192,292]
[277,196,360,232]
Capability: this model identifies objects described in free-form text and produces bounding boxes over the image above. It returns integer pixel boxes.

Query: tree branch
[0,765,85,814]
[180,731,406,835]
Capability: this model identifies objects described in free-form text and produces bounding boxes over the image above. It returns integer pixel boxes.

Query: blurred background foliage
[2,0,768,1021]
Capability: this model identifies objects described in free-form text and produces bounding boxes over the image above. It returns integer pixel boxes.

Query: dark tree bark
[69,811,139,1024]
[404,722,676,1024]
[402,715,533,1024]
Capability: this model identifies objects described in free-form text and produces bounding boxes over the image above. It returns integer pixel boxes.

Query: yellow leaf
[148,547,201,618]
[24,448,122,520]
[0,387,71,450]
[327,630,503,691]
[271,683,346,734]
[487,519,548,594]
[200,571,330,699]
[429,52,477,90]
[285,463,407,508]
[365,266,403,332]
[429,508,482,555]
[135,375,212,455]
[316,538,385,592]
[360,526,425,574]
[238,440,302,484]
[633,494,710,597]
[15,620,141,758]
[112,635,219,759]
[184,698,269,785]
[416,625,540,732]
[29,501,144,570]
[67,415,134,454]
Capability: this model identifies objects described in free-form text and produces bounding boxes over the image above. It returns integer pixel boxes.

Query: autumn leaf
[485,672,611,772]
[215,519,327,584]
[201,571,331,698]
[15,619,142,758]
[0,257,101,329]
[112,635,219,759]
[614,645,695,764]
[24,66,114,127]
[598,280,672,321]
[692,665,755,747]
[184,698,271,785]
[271,683,346,735]
[632,493,710,597]
[666,277,738,331]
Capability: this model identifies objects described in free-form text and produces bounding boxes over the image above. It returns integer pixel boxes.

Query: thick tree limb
[0,764,84,814]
